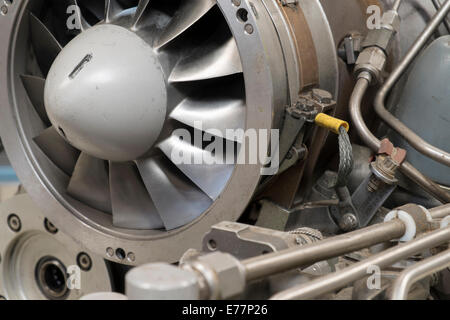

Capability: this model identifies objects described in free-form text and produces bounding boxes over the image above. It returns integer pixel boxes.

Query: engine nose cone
[44,24,167,162]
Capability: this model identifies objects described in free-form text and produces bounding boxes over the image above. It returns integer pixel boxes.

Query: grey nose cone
[44,24,167,161]
[125,263,200,300]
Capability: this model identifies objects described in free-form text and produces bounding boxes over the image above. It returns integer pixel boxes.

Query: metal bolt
[106,247,114,258]
[127,252,136,263]
[298,99,315,112]
[367,175,382,192]
[244,24,254,34]
[7,214,21,232]
[1,5,7,15]
[312,88,333,104]
[44,218,58,234]
[231,0,241,6]
[77,252,92,271]
[339,213,358,232]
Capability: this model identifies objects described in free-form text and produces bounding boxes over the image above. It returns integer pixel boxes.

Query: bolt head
[77,252,92,271]
[312,89,333,104]
[7,214,21,232]
[340,213,358,232]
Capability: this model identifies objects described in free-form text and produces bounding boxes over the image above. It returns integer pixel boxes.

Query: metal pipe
[393,0,403,12]
[270,226,450,300]
[400,163,450,203]
[242,220,406,282]
[349,74,450,203]
[374,0,450,167]
[390,248,450,299]
[430,204,450,219]
[432,0,450,33]
[349,74,380,151]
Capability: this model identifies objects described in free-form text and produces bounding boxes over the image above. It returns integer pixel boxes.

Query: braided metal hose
[336,126,354,187]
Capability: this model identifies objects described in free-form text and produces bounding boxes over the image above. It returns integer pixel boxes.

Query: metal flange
[0,194,112,300]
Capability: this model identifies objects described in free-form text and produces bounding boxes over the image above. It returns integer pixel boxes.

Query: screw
[339,213,358,232]
[244,24,254,34]
[44,218,58,234]
[127,252,136,263]
[106,247,114,258]
[77,252,92,271]
[232,0,241,6]
[1,6,7,15]
[7,214,21,232]
[367,175,382,192]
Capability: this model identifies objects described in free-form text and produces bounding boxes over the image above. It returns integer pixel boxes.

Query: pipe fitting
[184,252,246,300]
[354,47,387,85]
[384,204,434,242]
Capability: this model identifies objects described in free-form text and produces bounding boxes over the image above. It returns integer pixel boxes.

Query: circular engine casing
[0,0,291,264]
[0,0,377,264]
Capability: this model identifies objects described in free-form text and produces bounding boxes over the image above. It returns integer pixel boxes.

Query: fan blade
[170,88,245,142]
[34,127,80,175]
[105,0,123,23]
[130,0,150,30]
[110,161,164,230]
[67,153,112,213]
[29,13,62,76]
[20,75,50,125]
[169,37,242,83]
[136,156,212,230]
[158,136,234,200]
[78,0,105,21]
[155,0,216,48]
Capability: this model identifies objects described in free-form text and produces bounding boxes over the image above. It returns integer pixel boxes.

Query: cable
[336,126,354,187]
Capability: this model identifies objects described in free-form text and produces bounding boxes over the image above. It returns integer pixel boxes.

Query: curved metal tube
[270,226,450,300]
[400,162,450,203]
[390,249,450,300]
[392,0,403,12]
[349,74,450,203]
[349,75,380,151]
[374,0,450,167]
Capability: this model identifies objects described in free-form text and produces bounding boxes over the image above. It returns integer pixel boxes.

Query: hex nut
[312,88,333,104]
[195,252,246,299]
[362,28,395,52]
[355,47,387,84]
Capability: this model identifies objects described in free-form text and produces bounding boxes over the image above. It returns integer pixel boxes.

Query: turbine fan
[21,0,245,231]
